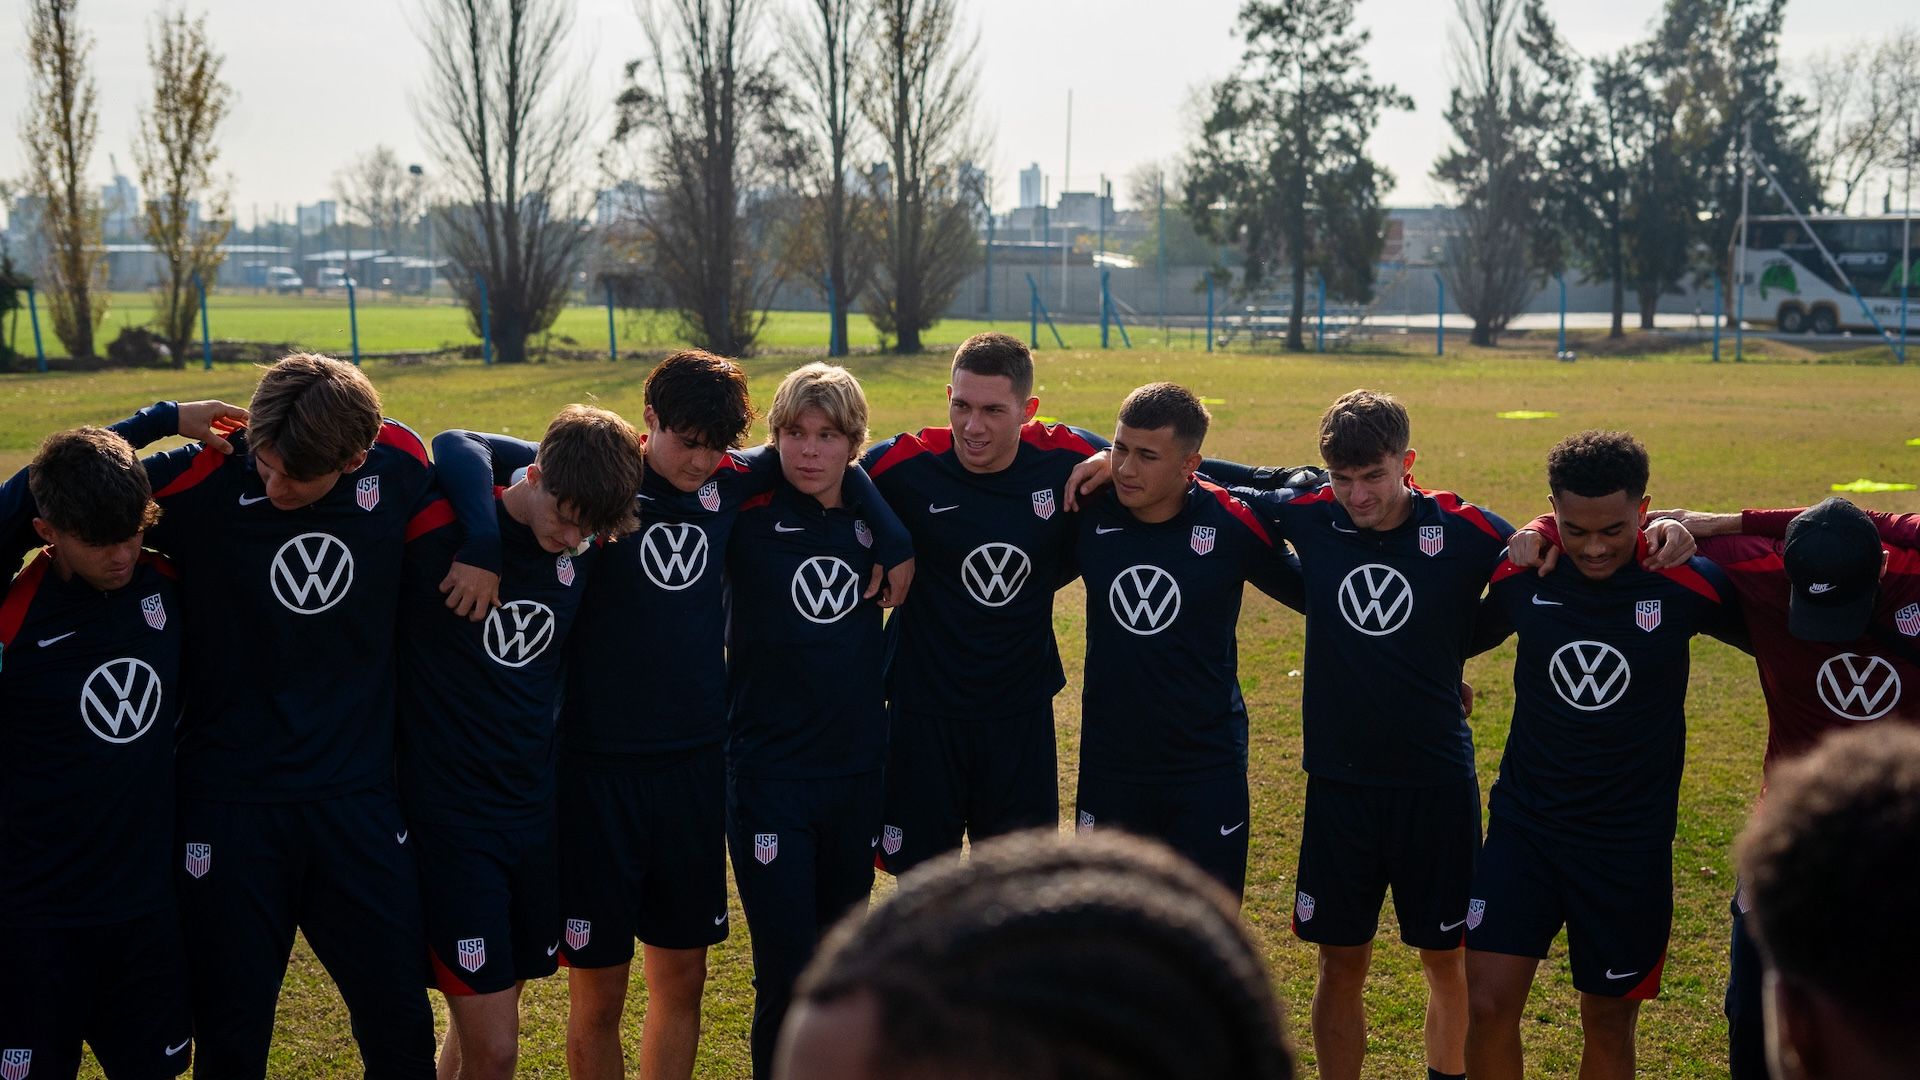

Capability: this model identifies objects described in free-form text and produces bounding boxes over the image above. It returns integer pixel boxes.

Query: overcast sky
[0,0,1899,224]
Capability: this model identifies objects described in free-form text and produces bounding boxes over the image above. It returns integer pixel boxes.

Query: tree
[1434,0,1557,346]
[786,0,876,356]
[417,0,590,365]
[863,0,984,354]
[333,144,425,259]
[1185,0,1409,351]
[1803,31,1920,213]
[21,0,108,359]
[611,0,803,356]
[133,7,231,367]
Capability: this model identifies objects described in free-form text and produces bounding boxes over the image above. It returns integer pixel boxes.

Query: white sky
[0,0,1902,223]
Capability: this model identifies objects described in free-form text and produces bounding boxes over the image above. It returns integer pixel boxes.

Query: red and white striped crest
[1031,489,1056,520]
[1419,525,1446,557]
[565,919,591,951]
[1294,891,1315,922]
[456,937,486,973]
[184,843,211,879]
[1467,898,1486,930]
[142,593,168,630]
[1636,599,1662,633]
[355,475,381,511]
[556,555,575,586]
[1190,525,1216,556]
[698,481,721,512]
[754,833,778,865]
[1898,603,1920,637]
[1,1049,31,1080]
[882,825,903,855]
[855,520,872,548]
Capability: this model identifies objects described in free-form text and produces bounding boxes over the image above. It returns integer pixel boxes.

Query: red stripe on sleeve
[1019,421,1098,456]
[153,446,228,499]
[1430,490,1504,540]
[0,550,52,647]
[405,499,458,542]
[1655,562,1723,603]
[1490,559,1530,584]
[375,421,430,467]
[869,430,945,479]
[138,551,180,580]
[716,452,751,474]
[1199,481,1271,547]
[740,491,774,512]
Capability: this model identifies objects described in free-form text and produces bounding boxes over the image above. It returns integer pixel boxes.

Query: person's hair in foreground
[1546,429,1650,500]
[1117,381,1210,453]
[29,426,161,543]
[776,828,1294,1080]
[1318,388,1409,470]
[535,404,646,539]
[1737,725,1920,1080]
[644,348,756,449]
[247,352,384,478]
[951,332,1035,401]
[767,362,871,458]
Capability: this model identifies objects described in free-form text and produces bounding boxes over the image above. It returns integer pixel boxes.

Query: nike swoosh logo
[929,504,958,513]
[166,1040,191,1056]
[1605,968,1638,980]
[546,942,560,956]
[1330,521,1359,534]
[238,494,271,506]
[395,830,408,844]
[869,837,880,847]
[37,631,78,647]
[1095,525,1123,535]
[637,493,655,501]
[1440,918,1467,932]
[1531,594,1563,606]
[713,913,728,925]
[774,522,805,533]
[1219,822,1245,836]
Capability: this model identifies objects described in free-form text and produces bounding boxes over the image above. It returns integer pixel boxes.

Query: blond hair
[766,363,869,461]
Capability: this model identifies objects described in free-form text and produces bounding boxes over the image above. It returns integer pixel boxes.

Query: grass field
[5,335,1919,1078]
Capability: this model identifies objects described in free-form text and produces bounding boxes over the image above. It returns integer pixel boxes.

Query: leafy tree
[1185,0,1409,351]
[21,0,107,358]
[333,145,425,262]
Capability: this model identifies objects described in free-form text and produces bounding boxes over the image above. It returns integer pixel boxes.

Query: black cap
[1783,497,1883,642]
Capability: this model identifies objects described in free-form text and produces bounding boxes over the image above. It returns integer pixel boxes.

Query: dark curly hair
[792,829,1295,1080]
[29,427,162,545]
[1738,725,1920,1049]
[1546,430,1649,500]
[643,349,755,450]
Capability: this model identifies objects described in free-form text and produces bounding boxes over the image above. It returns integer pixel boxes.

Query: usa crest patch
[142,593,167,630]
[698,481,721,512]
[456,937,486,973]
[882,825,903,855]
[556,554,575,586]
[1294,891,1316,922]
[565,919,591,951]
[1031,489,1056,520]
[1190,526,1216,556]
[1,1049,31,1080]
[1636,599,1662,632]
[184,843,211,879]
[1898,603,1920,637]
[1467,898,1486,930]
[1076,810,1095,832]
[355,475,380,511]
[1419,525,1445,557]
[855,520,872,548]
[754,833,778,865]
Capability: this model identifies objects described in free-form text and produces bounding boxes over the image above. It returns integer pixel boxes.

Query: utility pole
[1061,89,1072,313]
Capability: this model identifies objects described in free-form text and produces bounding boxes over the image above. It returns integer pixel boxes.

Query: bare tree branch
[20,0,108,358]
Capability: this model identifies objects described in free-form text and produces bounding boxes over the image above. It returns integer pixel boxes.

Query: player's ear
[1182,450,1204,477]
[1636,494,1652,518]
[343,450,369,475]
[524,463,544,489]
[1402,448,1417,475]
[1022,397,1039,422]
[1882,549,1891,581]
[31,517,56,546]
[1764,972,1821,1079]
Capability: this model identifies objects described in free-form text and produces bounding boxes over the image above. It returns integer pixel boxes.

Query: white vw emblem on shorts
[456,937,486,973]
[269,532,355,614]
[1337,563,1413,636]
[1108,564,1181,636]
[754,833,779,865]
[1548,640,1632,711]
[638,522,708,591]
[962,542,1032,607]
[1294,891,1316,922]
[483,600,557,667]
[79,657,164,744]
[791,556,861,624]
[1816,653,1902,722]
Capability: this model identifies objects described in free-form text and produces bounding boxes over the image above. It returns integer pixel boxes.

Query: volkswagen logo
[1107,564,1181,636]
[483,600,558,667]
[1548,640,1632,712]
[791,556,861,624]
[269,532,355,614]
[79,657,164,744]
[1815,653,1901,722]
[1336,563,1413,636]
[961,542,1032,608]
[638,522,709,591]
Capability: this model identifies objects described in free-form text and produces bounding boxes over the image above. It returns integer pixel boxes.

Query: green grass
[8,338,1919,1078]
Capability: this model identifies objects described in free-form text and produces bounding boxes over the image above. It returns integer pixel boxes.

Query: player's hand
[1641,517,1697,570]
[439,561,501,621]
[1063,450,1112,511]
[177,399,249,453]
[1506,528,1560,576]
[1646,508,1740,538]
[867,558,915,609]
[1459,681,1474,719]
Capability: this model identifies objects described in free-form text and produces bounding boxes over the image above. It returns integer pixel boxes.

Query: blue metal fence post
[606,279,618,361]
[1100,270,1111,349]
[475,274,492,365]
[345,277,360,366]
[983,212,994,318]
[197,274,213,370]
[1029,277,1039,349]
[27,285,46,372]
[1434,273,1445,357]
[1555,273,1567,355]
[825,276,840,356]
[1316,275,1327,353]
[1734,259,1745,363]
[1712,270,1722,362]
[1206,275,1215,354]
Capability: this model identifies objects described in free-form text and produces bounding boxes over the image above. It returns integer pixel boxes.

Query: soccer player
[861,332,1108,873]
[725,364,898,1079]
[101,356,441,1078]
[1071,383,1303,898]
[397,406,646,1080]
[0,428,191,1080]
[431,351,909,1080]
[1736,724,1920,1080]
[1463,430,1741,1080]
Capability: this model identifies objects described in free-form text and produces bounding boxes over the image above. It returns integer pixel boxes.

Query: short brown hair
[1738,725,1920,1044]
[1318,390,1409,470]
[28,427,162,544]
[766,363,870,460]
[951,332,1034,400]
[247,353,383,479]
[536,405,646,539]
[644,350,756,450]
[1118,382,1210,453]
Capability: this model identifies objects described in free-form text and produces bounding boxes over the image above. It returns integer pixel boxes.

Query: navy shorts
[1465,815,1671,999]
[727,770,883,1079]
[557,744,730,964]
[0,910,193,1080]
[1291,775,1481,950]
[879,703,1058,875]
[413,817,560,996]
[1074,770,1251,900]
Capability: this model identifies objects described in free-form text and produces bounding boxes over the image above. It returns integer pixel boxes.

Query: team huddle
[2,331,1915,1080]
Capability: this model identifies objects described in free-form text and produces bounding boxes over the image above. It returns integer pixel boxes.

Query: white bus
[1740,213,1916,335]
